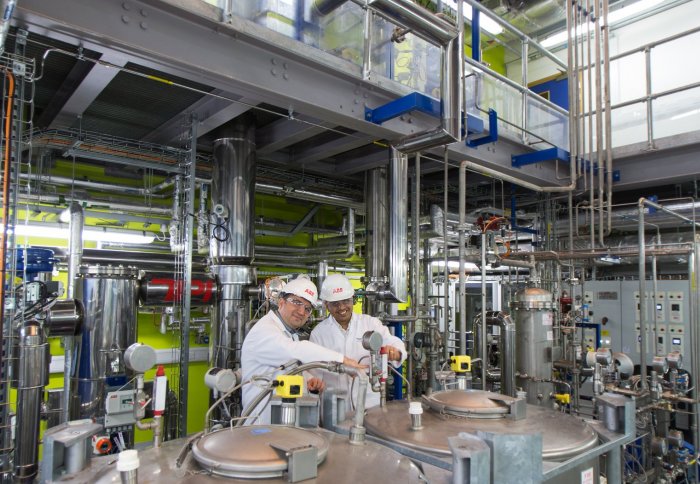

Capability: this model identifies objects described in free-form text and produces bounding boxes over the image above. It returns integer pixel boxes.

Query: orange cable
[0,69,15,373]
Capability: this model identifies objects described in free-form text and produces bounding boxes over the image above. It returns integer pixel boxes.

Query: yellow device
[554,393,571,405]
[450,355,471,373]
[274,375,304,398]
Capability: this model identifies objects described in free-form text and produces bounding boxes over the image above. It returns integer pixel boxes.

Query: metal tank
[510,286,555,406]
[70,265,139,421]
[364,390,600,482]
[53,427,432,483]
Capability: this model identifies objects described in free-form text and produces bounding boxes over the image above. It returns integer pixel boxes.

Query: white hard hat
[320,274,355,302]
[282,276,319,306]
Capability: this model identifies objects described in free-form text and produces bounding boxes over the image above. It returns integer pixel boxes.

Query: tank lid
[192,426,329,479]
[421,390,520,419]
[510,287,554,309]
[78,264,139,278]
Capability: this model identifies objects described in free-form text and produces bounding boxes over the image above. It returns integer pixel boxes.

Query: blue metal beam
[511,147,569,167]
[365,92,440,125]
[466,109,497,148]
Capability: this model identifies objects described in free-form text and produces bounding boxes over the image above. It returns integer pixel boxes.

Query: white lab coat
[240,310,344,425]
[309,313,406,410]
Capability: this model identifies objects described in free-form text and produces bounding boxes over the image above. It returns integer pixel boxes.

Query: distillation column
[209,115,257,375]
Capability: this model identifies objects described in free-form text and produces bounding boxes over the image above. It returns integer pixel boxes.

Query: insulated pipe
[366,167,388,314]
[460,161,575,193]
[691,237,700,463]
[346,208,356,257]
[409,153,421,394]
[19,174,168,198]
[594,0,605,247]
[458,162,468,355]
[382,0,462,153]
[14,320,48,482]
[602,0,613,237]
[312,0,348,16]
[443,150,450,362]
[19,193,172,216]
[367,0,458,45]
[64,202,82,423]
[483,311,516,397]
[389,148,408,302]
[480,233,487,389]
[255,183,364,213]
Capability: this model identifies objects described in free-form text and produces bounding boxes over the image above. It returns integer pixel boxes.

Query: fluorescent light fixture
[540,0,664,48]
[11,224,155,244]
[441,0,504,35]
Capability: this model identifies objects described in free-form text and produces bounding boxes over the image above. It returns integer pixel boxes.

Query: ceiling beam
[48,51,128,129]
[257,115,332,154]
[142,90,260,144]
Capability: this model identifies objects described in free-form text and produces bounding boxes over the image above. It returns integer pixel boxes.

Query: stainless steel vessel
[71,265,139,421]
[365,391,598,462]
[53,427,430,483]
[510,286,556,405]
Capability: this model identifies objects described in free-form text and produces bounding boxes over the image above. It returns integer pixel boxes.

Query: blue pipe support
[365,92,440,125]
[466,108,498,147]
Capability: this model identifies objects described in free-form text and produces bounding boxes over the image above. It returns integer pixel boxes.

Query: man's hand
[307,377,326,393]
[386,346,402,361]
[342,356,368,369]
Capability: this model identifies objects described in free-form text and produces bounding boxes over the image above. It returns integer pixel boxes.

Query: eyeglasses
[285,297,313,315]
[327,298,355,310]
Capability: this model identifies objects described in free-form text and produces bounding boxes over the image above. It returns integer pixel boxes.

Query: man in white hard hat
[310,274,407,410]
[241,276,363,425]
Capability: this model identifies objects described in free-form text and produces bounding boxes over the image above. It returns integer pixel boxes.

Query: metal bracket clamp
[269,440,319,483]
[448,433,491,483]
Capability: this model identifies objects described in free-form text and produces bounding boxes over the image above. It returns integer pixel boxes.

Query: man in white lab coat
[310,274,407,411]
[241,276,363,425]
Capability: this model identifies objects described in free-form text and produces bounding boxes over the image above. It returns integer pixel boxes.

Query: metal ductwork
[209,115,257,376]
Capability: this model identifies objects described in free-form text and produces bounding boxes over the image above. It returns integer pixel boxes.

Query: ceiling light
[540,0,664,48]
[441,0,504,35]
[11,224,155,244]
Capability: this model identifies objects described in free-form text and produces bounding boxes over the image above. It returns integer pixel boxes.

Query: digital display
[673,338,681,345]
[672,304,681,311]
[656,303,662,311]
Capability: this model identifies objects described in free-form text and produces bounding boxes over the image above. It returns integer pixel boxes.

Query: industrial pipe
[388,148,408,302]
[485,312,516,397]
[64,201,82,423]
[14,320,48,482]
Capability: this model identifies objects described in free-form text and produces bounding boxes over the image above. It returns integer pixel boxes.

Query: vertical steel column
[177,115,197,437]
[644,47,655,150]
[389,148,408,303]
[442,149,450,362]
